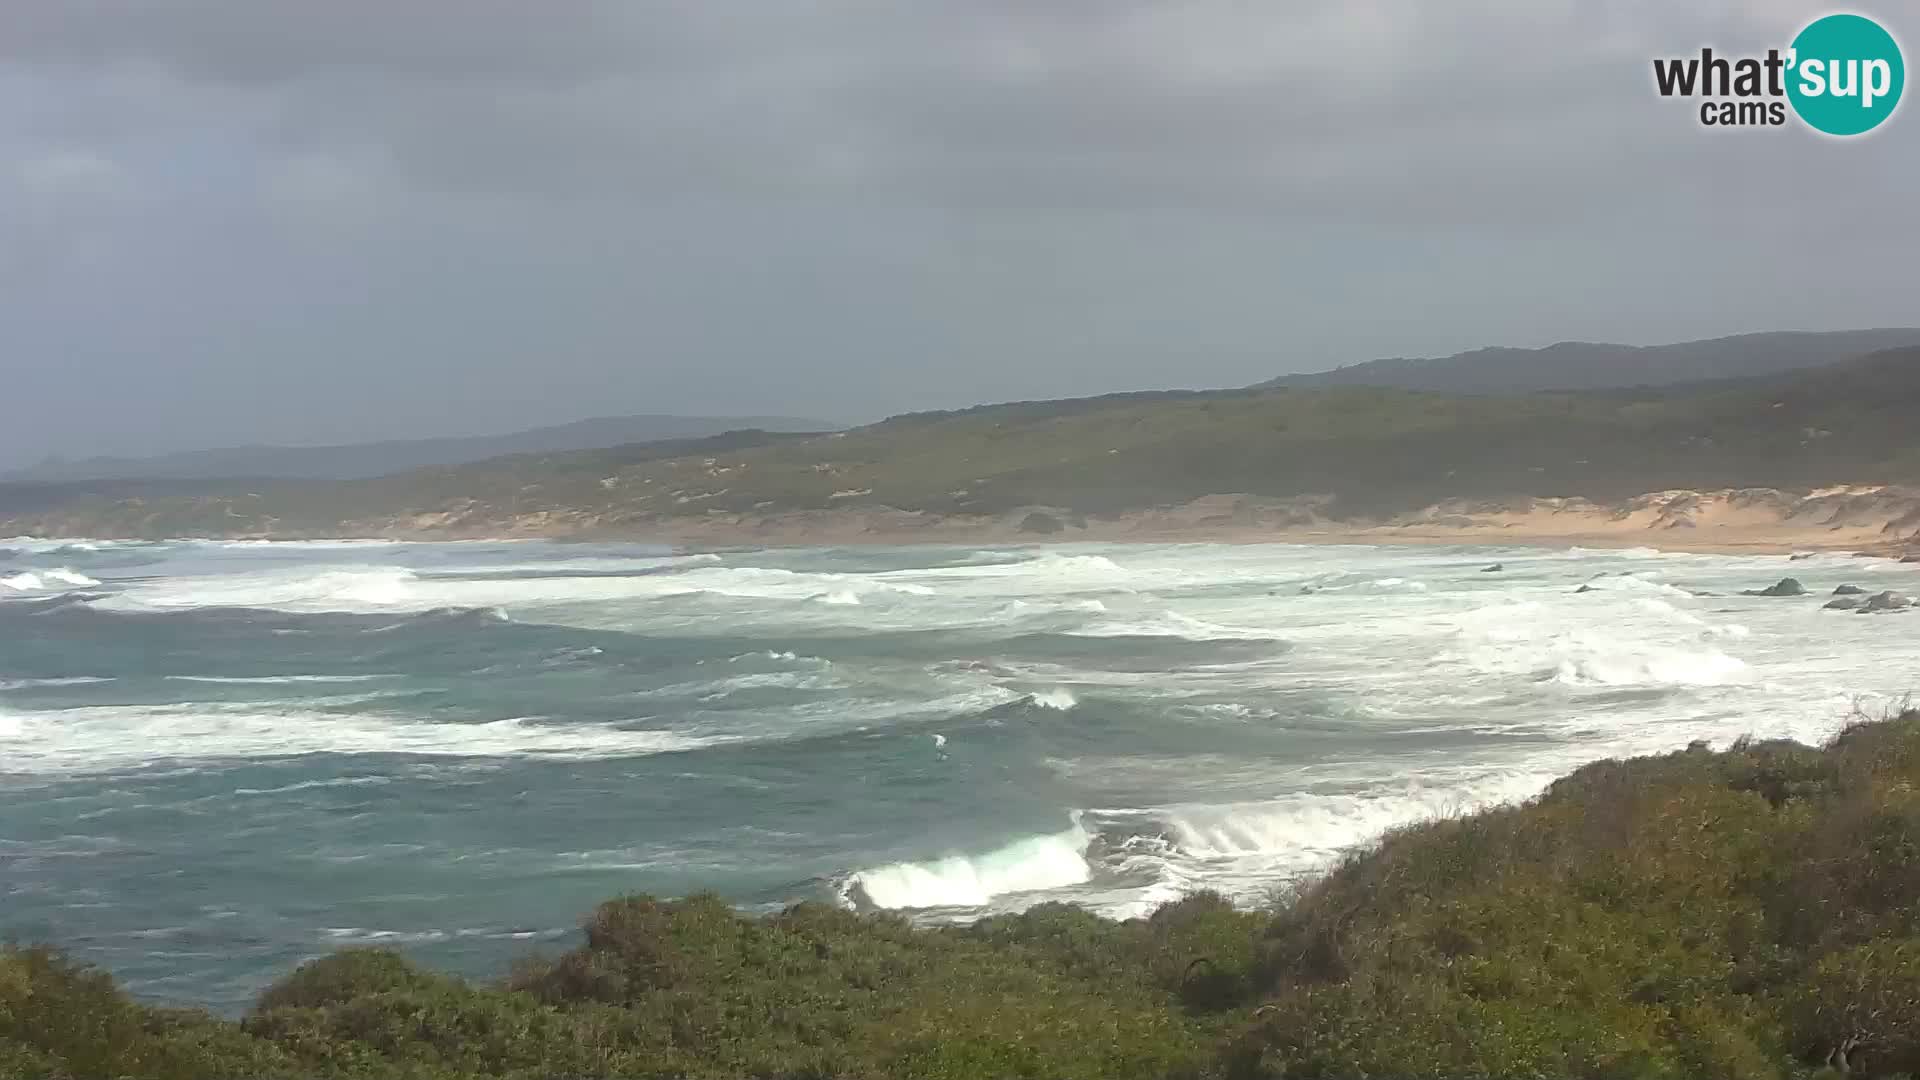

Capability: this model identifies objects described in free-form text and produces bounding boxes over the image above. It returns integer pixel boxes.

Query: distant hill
[1258,328,1920,394]
[9,346,1919,539]
[2,414,835,483]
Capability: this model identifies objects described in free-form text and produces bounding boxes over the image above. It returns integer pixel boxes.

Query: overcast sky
[2,2,1914,466]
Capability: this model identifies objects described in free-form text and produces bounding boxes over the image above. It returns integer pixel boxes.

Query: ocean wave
[98,561,942,616]
[1569,545,1667,559]
[1,568,101,591]
[1078,610,1269,641]
[0,703,726,775]
[841,770,1557,915]
[1030,688,1078,711]
[165,674,405,685]
[366,606,513,632]
[637,670,846,702]
[0,537,156,554]
[318,925,569,946]
[842,822,1093,910]
[0,591,112,614]
[885,551,1124,583]
[229,775,395,797]
[1552,645,1747,687]
[1145,783,1536,860]
[0,676,116,690]
[1576,572,1694,598]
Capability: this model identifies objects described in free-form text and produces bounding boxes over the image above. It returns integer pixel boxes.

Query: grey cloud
[4,1,1866,212]
[0,2,1913,467]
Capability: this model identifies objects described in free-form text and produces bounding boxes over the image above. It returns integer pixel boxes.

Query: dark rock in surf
[1575,584,1596,593]
[1859,590,1913,613]
[1833,584,1866,595]
[1825,596,1865,610]
[1743,577,1806,597]
[1018,511,1064,535]
[1482,563,1504,573]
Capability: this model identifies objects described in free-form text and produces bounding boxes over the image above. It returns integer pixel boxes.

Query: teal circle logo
[1787,14,1904,135]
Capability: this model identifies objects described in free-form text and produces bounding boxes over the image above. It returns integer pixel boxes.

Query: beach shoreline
[9,485,1919,558]
[474,485,1920,559]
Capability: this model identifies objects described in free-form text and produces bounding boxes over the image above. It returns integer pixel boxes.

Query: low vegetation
[5,347,1918,537]
[6,710,1919,1078]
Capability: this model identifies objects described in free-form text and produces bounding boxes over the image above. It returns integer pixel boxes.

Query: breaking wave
[842,822,1094,910]
[1552,643,1748,687]
[1,568,101,591]
[0,703,727,776]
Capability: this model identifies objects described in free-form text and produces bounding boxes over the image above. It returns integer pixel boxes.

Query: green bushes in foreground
[6,711,1919,1079]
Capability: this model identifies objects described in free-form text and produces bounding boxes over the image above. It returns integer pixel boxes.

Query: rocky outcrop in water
[1860,590,1913,613]
[1744,577,1807,597]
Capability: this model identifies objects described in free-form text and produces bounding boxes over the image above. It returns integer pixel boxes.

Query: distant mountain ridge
[11,344,1920,542]
[4,414,835,483]
[1258,328,1920,394]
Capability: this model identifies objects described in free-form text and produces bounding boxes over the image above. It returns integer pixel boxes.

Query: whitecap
[0,703,727,775]
[1553,645,1747,687]
[1030,688,1078,711]
[845,823,1092,909]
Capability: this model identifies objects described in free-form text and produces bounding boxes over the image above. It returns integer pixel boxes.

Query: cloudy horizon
[3,2,1915,467]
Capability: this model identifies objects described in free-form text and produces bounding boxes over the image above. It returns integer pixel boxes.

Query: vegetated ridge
[5,346,1920,546]
[2,414,835,484]
[1257,328,1920,395]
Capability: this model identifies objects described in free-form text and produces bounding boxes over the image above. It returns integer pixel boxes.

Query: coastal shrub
[0,945,290,1080]
[1788,937,1920,1074]
[252,947,442,1013]
[5,710,1918,1079]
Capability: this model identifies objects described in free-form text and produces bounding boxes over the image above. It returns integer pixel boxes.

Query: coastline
[390,485,1920,558]
[8,485,1919,558]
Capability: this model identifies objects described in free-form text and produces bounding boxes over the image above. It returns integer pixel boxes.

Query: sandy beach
[10,484,1919,558]
[321,484,1920,558]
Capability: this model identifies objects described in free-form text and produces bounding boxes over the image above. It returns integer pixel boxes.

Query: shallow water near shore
[2,536,1915,1013]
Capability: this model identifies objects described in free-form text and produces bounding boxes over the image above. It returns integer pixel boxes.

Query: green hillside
[1258,328,1920,394]
[5,348,1918,538]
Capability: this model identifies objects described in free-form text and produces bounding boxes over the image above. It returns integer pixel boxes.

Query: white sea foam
[0,536,141,553]
[847,823,1093,909]
[1079,610,1268,641]
[1030,688,1078,710]
[166,674,402,685]
[0,703,724,775]
[230,775,394,797]
[1152,775,1549,865]
[15,536,1913,938]
[1577,573,1693,598]
[97,561,941,616]
[1552,642,1747,687]
[22,568,103,587]
[0,676,116,690]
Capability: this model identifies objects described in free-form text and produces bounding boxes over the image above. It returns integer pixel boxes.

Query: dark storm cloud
[1,2,1913,466]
